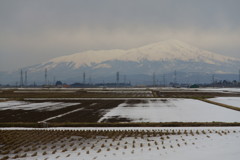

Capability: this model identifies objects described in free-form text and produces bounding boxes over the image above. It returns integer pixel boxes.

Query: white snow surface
[0,127,239,160]
[99,99,240,122]
[208,97,240,108]
[0,101,80,111]
[196,88,240,93]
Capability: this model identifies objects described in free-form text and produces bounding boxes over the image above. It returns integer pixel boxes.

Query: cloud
[0,0,240,71]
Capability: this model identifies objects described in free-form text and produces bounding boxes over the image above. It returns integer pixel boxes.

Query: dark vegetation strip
[156,91,240,98]
[201,99,240,111]
[1,90,240,99]
[0,91,151,99]
[0,122,240,128]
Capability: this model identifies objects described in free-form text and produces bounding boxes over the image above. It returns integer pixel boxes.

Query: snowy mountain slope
[28,39,239,72]
[122,39,236,63]
[2,40,240,85]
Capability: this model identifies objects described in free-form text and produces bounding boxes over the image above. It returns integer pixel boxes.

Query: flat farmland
[208,97,240,109]
[0,100,123,123]
[0,98,240,124]
[1,88,240,160]
[99,99,240,123]
[0,127,239,160]
[0,88,154,99]
[0,88,240,125]
[1,87,240,99]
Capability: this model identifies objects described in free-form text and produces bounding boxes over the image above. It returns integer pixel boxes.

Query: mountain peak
[122,39,235,63]
[141,39,191,48]
[29,40,238,73]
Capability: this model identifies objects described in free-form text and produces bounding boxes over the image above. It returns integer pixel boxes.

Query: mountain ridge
[29,39,238,72]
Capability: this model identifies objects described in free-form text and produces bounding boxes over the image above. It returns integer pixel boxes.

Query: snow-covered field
[0,127,239,160]
[1,98,240,122]
[0,101,80,111]
[99,99,240,122]
[195,88,240,93]
[208,97,240,108]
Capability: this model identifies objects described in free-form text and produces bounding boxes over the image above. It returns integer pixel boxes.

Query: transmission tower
[212,74,215,87]
[20,69,23,87]
[45,68,47,85]
[24,71,27,86]
[163,74,166,87]
[239,69,240,84]
[124,75,126,84]
[83,72,86,84]
[116,72,119,85]
[174,70,177,84]
[53,76,56,85]
[152,72,156,86]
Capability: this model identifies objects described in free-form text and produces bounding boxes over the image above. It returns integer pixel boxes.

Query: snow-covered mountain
[2,40,240,85]
[29,39,237,72]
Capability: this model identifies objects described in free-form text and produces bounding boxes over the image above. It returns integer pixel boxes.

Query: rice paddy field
[0,87,240,160]
[0,127,239,160]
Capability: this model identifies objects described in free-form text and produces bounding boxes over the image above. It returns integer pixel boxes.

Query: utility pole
[24,71,27,87]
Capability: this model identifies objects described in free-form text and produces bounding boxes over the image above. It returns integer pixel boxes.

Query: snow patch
[99,99,240,122]
[208,97,240,108]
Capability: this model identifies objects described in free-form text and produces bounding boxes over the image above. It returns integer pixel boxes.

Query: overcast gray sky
[0,0,240,71]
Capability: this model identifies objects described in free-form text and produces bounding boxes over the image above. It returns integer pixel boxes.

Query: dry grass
[201,99,240,111]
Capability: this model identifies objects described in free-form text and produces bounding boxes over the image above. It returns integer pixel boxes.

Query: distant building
[55,81,63,87]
